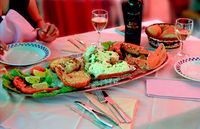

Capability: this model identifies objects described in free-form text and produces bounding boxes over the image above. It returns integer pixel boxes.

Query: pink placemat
[146,79,200,101]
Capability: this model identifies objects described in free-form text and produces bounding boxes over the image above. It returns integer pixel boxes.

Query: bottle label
[122,1,143,45]
[126,12,141,29]
[127,22,139,29]
[128,12,141,15]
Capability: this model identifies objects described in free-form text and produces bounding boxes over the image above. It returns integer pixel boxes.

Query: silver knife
[67,39,85,52]
[74,37,86,49]
[66,104,105,129]
[74,101,116,128]
[102,91,131,123]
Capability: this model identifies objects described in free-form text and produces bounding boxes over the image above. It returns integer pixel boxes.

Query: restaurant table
[0,20,200,129]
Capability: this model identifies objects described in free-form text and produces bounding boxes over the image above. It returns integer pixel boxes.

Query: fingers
[42,23,59,36]
[46,24,58,36]
[42,23,50,33]
[0,40,8,51]
[46,34,57,42]
[0,50,4,55]
[38,23,59,42]
[0,40,8,55]
[37,29,57,43]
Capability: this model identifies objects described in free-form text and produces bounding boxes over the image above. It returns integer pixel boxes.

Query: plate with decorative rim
[0,42,50,66]
[174,57,200,82]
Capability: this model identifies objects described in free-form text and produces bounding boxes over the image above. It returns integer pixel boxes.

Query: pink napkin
[85,93,138,129]
[0,9,37,44]
[146,79,200,101]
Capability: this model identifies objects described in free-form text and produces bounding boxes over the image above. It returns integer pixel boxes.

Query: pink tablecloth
[1,20,200,129]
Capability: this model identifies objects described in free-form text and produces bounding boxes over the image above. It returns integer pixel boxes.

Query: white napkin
[0,9,37,44]
[146,78,200,101]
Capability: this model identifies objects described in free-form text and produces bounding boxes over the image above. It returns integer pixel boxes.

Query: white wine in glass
[175,18,193,57]
[91,9,108,48]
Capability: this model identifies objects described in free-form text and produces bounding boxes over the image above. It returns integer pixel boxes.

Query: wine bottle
[122,0,143,45]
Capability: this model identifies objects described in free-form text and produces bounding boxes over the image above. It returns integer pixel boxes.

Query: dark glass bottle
[122,0,143,45]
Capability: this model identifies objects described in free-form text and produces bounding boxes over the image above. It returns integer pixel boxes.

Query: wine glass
[175,18,193,57]
[91,9,108,48]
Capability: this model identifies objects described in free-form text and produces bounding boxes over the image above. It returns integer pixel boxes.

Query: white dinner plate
[0,42,50,66]
[174,57,200,82]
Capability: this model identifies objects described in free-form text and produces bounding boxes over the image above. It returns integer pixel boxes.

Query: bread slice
[146,24,162,37]
[49,56,81,74]
[55,69,91,88]
[160,26,177,39]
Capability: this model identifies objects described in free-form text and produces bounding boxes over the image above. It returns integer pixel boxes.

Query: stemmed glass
[91,9,108,48]
[175,18,193,57]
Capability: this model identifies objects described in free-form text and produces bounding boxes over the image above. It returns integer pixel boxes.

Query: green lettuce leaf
[101,41,117,51]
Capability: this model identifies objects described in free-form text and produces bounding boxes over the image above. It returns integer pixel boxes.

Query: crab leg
[125,43,167,70]
[108,42,123,59]
[122,43,151,55]
[147,43,167,69]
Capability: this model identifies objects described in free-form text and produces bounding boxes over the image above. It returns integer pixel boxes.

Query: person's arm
[27,0,44,28]
[37,23,59,42]
[27,0,59,42]
[0,9,2,22]
[0,5,2,16]
[0,3,3,20]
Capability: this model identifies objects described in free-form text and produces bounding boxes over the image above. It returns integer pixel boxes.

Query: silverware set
[96,90,131,123]
[74,101,117,128]
[66,104,106,129]
[67,35,87,52]
[67,91,131,128]
[74,36,87,49]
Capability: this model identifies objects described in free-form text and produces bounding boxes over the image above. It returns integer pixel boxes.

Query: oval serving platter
[0,42,50,66]
[2,51,169,97]
[174,57,200,82]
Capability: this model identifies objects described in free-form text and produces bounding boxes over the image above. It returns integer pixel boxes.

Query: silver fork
[73,35,86,48]
[94,90,126,123]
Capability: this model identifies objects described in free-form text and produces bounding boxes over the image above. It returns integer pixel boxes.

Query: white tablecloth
[1,20,200,129]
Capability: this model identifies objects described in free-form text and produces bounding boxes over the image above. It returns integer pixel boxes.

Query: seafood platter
[2,42,168,98]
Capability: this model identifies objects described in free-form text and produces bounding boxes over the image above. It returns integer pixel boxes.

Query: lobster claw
[108,42,123,59]
[125,43,167,70]
[147,43,167,70]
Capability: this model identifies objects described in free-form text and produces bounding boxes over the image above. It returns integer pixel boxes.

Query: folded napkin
[146,79,200,101]
[84,93,138,129]
[0,9,37,44]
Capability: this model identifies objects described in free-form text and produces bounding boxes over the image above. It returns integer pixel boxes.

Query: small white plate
[174,57,200,82]
[0,42,50,66]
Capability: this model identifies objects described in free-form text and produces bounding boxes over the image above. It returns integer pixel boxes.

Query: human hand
[37,23,59,42]
[0,40,8,55]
